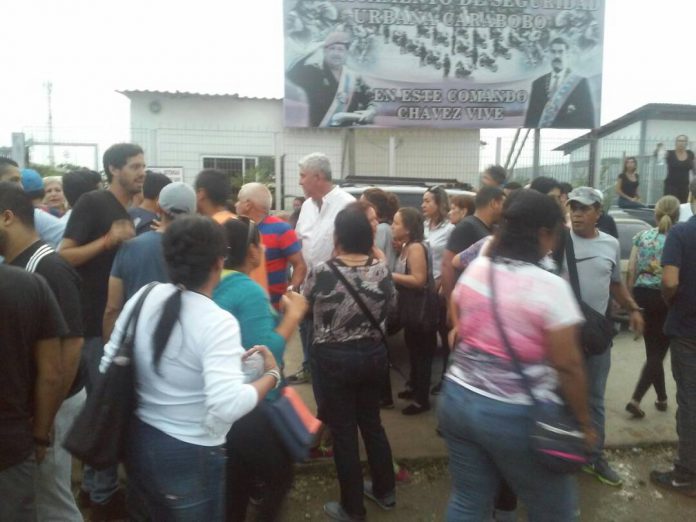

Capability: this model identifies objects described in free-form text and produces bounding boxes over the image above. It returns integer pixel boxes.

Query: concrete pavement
[284,330,677,460]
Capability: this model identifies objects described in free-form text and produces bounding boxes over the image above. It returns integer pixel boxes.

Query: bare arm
[392,243,427,289]
[60,220,135,267]
[59,337,83,397]
[103,277,125,343]
[545,326,594,440]
[274,292,308,341]
[59,236,106,267]
[611,281,644,334]
[288,251,308,289]
[626,245,638,293]
[33,337,64,460]
[440,249,457,298]
[448,295,460,352]
[662,265,680,305]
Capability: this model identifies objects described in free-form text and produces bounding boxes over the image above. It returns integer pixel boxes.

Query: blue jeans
[585,348,612,463]
[0,455,36,522]
[125,418,226,521]
[438,380,578,522]
[81,336,119,504]
[670,337,696,475]
[312,339,395,518]
[618,196,645,209]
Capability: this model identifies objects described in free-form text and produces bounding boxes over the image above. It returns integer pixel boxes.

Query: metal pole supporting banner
[533,128,541,178]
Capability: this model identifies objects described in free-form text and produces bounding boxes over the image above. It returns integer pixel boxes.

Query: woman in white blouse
[100,216,279,520]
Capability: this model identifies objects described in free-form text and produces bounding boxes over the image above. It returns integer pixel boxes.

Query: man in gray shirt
[566,188,644,487]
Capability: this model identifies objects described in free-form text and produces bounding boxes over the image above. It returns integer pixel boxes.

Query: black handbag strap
[326,259,388,346]
[118,282,159,357]
[488,259,538,407]
[563,229,582,303]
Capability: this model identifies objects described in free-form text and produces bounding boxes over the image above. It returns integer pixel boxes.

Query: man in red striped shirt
[236,183,307,309]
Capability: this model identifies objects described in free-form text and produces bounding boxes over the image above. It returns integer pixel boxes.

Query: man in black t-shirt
[0,182,84,520]
[0,264,66,522]
[59,142,145,517]
[441,186,506,300]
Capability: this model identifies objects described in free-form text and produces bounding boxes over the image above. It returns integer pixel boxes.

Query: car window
[616,222,651,260]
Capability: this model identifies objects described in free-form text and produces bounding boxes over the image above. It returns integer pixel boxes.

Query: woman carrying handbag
[391,207,439,416]
[439,190,595,521]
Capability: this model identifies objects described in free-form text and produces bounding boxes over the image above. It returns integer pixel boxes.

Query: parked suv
[339,181,476,209]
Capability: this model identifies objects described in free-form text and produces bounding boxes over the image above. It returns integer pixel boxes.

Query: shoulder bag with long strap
[64,283,158,469]
[564,231,614,356]
[488,259,588,474]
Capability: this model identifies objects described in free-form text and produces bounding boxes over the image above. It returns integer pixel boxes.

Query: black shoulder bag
[64,283,158,469]
[397,242,440,333]
[564,231,614,356]
[488,260,588,474]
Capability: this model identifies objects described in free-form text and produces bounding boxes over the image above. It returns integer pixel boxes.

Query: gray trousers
[0,455,36,522]
[35,390,86,521]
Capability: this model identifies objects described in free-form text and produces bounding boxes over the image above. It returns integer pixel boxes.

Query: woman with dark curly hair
[100,216,280,520]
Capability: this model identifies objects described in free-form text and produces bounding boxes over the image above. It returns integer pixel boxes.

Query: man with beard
[59,143,145,521]
[287,31,376,127]
[524,37,596,129]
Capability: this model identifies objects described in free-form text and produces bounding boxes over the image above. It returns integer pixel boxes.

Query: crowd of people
[1,144,695,522]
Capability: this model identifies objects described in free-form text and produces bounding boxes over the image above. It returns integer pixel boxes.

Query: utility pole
[44,81,55,167]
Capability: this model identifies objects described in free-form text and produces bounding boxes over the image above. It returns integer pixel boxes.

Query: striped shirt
[258,215,301,309]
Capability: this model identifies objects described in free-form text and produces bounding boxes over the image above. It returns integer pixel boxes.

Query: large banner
[283,1,604,129]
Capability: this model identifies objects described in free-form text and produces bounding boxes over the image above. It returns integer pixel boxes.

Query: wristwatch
[264,368,282,389]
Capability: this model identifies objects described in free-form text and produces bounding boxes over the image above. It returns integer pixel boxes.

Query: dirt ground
[279,445,695,521]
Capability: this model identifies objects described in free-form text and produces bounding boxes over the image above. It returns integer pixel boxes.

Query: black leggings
[631,286,670,403]
[226,406,294,522]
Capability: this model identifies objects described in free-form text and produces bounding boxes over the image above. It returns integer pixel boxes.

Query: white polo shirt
[296,186,355,270]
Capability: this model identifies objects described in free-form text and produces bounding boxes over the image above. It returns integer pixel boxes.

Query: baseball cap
[158,182,196,216]
[21,169,44,193]
[567,186,603,206]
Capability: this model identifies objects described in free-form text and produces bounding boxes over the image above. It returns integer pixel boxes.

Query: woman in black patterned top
[665,135,695,203]
[304,204,397,521]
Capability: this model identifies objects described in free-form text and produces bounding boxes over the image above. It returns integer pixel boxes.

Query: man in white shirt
[288,152,354,383]
[678,179,696,223]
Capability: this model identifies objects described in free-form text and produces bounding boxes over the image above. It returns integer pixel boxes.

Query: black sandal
[625,402,645,419]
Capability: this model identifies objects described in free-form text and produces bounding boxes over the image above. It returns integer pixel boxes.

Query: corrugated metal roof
[555,103,696,154]
[117,89,280,101]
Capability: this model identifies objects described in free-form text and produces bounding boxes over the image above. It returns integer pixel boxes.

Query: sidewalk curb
[293,441,679,476]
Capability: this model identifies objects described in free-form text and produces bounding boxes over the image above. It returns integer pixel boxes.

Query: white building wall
[125,92,480,208]
[645,120,696,147]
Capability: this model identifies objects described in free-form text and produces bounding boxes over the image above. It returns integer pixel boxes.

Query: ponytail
[654,195,681,235]
[152,288,183,373]
[657,213,674,234]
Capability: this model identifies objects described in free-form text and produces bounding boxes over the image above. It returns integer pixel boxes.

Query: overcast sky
[2,0,694,166]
